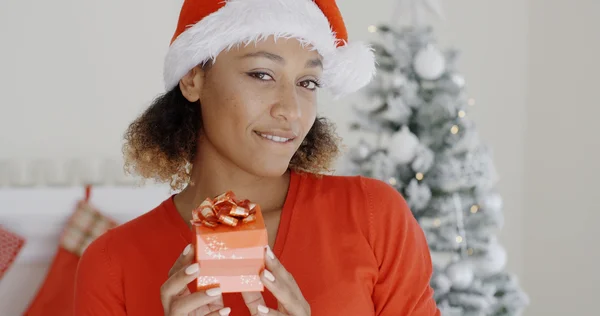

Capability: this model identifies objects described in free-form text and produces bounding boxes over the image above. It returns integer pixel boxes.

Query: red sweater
[74,171,440,315]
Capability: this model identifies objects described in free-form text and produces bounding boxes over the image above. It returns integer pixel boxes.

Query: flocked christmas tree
[340,1,529,315]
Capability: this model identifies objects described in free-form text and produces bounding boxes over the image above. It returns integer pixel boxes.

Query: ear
[179,65,205,102]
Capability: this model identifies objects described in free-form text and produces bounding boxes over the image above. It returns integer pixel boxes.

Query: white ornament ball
[388,126,420,164]
[414,45,446,80]
[381,95,411,123]
[446,261,474,290]
[392,72,407,88]
[470,241,507,277]
[350,140,372,162]
[451,73,466,88]
[433,273,452,295]
[481,192,503,213]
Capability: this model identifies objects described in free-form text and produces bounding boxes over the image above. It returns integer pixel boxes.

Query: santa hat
[164,0,376,99]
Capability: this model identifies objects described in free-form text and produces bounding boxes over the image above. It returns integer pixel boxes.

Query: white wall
[523,0,600,315]
[0,0,597,315]
[0,0,182,161]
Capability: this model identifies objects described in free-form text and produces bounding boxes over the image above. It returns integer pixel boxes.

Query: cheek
[226,92,267,136]
[199,88,237,143]
[300,98,318,134]
[201,81,265,141]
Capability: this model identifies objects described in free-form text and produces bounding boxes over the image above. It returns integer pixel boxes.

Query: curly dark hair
[122,84,342,190]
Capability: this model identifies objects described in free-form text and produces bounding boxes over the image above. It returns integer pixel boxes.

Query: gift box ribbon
[191,191,258,228]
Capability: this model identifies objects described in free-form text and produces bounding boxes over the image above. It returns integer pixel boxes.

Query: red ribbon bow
[191,191,257,228]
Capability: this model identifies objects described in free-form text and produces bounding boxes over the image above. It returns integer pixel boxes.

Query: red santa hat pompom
[163,0,376,99]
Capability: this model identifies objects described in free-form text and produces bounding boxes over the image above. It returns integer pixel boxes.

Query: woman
[74,0,440,315]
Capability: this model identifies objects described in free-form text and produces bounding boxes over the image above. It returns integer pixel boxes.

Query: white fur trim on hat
[163,0,376,99]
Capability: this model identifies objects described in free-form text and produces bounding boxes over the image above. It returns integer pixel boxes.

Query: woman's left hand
[241,246,310,316]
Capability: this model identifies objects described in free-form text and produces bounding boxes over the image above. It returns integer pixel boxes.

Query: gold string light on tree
[451,125,459,134]
[452,194,467,256]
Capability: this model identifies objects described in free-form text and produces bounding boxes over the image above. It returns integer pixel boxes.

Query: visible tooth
[260,133,289,142]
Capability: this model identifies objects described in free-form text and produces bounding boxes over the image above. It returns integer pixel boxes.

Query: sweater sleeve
[364,178,440,316]
[74,230,127,315]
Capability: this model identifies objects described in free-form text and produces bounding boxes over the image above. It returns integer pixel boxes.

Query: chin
[247,159,291,178]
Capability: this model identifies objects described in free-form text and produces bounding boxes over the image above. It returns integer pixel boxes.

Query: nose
[271,82,301,121]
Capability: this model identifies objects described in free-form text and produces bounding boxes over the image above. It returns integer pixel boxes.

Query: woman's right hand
[160,244,230,316]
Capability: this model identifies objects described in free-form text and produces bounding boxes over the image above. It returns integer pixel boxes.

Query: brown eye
[248,72,274,81]
[299,80,321,91]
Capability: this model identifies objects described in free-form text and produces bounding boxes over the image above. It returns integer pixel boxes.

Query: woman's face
[181,36,323,177]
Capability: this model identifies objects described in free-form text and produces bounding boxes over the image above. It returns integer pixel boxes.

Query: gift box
[192,191,267,293]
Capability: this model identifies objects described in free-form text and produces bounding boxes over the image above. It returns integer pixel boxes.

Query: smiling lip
[255,130,297,143]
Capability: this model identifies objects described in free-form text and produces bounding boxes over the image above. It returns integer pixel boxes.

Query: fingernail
[206,287,222,296]
[258,304,269,314]
[218,307,231,315]
[263,270,275,282]
[185,263,199,275]
[265,245,275,260]
[183,244,192,256]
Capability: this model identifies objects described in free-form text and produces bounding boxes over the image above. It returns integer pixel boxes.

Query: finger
[186,301,226,316]
[263,247,301,305]
[260,269,308,316]
[161,261,201,301]
[167,287,224,315]
[256,304,286,316]
[264,246,287,279]
[259,269,292,306]
[161,261,212,312]
[188,305,230,316]
[176,287,225,316]
[241,291,267,315]
[176,287,191,298]
[204,307,232,316]
[200,295,226,315]
[169,244,195,278]
[264,246,300,293]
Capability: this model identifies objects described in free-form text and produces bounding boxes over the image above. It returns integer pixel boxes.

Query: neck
[174,138,291,225]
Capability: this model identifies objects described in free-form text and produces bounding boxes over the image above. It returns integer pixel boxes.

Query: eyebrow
[240,51,323,69]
